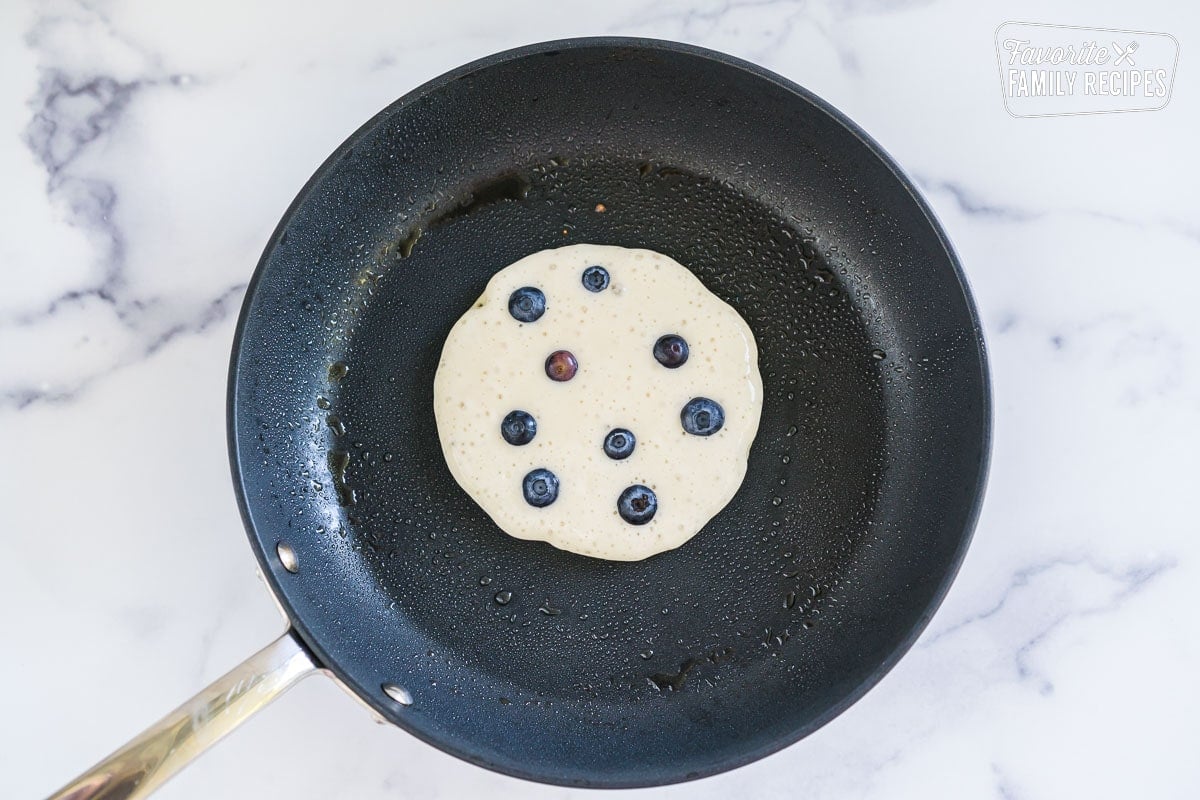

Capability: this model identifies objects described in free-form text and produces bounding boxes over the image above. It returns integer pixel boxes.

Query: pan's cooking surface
[229,39,988,787]
[340,155,885,713]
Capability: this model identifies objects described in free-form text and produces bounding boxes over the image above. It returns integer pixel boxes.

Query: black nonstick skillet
[51,37,989,798]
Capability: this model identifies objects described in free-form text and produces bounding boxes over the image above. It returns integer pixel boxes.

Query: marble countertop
[3,1,1197,798]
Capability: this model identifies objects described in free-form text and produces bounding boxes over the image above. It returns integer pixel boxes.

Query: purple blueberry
[681,397,724,436]
[581,265,610,292]
[501,410,536,446]
[523,468,560,507]
[618,485,657,524]
[508,286,546,322]
[653,334,689,368]
[603,428,636,460]
[545,350,578,382]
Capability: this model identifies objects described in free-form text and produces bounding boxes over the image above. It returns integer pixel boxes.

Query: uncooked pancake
[433,244,762,560]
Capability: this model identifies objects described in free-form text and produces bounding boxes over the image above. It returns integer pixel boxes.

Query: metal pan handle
[47,630,317,800]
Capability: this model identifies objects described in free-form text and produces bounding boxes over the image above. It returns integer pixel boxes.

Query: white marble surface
[2,0,1198,797]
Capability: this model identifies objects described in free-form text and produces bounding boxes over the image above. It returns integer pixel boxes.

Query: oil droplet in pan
[327,450,356,506]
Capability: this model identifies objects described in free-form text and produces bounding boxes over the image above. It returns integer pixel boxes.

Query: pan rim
[226,35,992,788]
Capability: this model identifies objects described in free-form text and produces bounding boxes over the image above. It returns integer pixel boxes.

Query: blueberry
[522,468,559,507]
[653,334,689,368]
[545,349,578,381]
[508,286,546,323]
[603,428,636,460]
[581,265,610,292]
[500,410,536,445]
[680,397,725,436]
[618,484,657,525]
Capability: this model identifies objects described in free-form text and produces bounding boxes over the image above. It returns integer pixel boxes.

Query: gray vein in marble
[4,281,246,409]
[916,175,1200,248]
[3,3,241,411]
[913,177,1042,222]
[987,309,1194,406]
[607,0,817,63]
[924,556,1174,646]
[16,71,143,325]
[921,555,1176,692]
[607,0,928,66]
[1083,209,1200,247]
[191,587,249,687]
[13,38,195,329]
[1015,558,1172,691]
[38,0,168,72]
[614,0,805,30]
[993,763,1021,800]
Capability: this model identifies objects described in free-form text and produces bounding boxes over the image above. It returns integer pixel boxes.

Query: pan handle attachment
[47,630,317,800]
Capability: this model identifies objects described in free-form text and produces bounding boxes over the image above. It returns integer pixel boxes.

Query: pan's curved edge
[226,36,993,789]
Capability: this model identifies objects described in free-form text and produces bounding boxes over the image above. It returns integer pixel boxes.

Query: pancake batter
[433,244,762,560]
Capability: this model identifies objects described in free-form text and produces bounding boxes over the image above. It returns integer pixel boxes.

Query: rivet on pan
[276,541,299,573]
[382,683,413,706]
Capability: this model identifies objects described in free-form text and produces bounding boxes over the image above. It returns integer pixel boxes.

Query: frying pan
[51,37,989,798]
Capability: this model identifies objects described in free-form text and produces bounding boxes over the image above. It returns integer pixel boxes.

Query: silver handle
[48,630,317,800]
